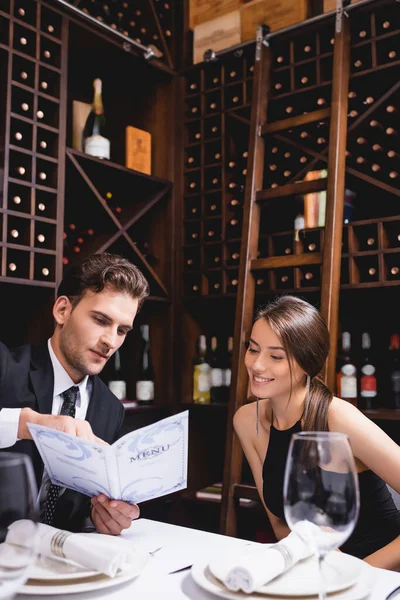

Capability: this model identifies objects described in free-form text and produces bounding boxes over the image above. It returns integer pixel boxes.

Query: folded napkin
[210,521,318,594]
[6,520,137,578]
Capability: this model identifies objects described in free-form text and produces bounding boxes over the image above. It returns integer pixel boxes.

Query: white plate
[192,555,375,600]
[19,549,149,595]
[31,555,100,581]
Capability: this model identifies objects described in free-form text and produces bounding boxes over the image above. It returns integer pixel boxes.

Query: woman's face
[245,318,305,400]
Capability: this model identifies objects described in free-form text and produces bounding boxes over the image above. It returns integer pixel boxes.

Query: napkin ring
[50,530,72,559]
[272,543,294,572]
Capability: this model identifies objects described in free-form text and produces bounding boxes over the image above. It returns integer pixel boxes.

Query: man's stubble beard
[59,322,97,378]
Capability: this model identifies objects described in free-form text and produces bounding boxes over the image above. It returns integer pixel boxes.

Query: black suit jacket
[0,341,124,532]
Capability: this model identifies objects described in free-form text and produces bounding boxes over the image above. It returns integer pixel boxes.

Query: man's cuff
[0,408,21,448]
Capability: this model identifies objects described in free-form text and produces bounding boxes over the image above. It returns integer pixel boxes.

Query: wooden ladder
[220,15,351,537]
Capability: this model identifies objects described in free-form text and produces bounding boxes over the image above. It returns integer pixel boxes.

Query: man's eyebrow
[248,338,285,351]
[91,311,133,331]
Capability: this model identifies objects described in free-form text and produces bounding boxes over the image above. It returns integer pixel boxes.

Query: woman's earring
[256,396,259,438]
[304,374,311,421]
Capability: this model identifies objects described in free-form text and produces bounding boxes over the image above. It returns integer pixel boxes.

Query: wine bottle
[108,349,127,401]
[337,332,357,404]
[193,335,211,404]
[359,333,377,409]
[83,78,110,159]
[209,336,224,403]
[136,324,154,404]
[389,334,400,408]
[219,336,233,403]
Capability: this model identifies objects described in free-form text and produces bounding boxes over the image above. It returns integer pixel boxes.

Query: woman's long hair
[256,295,332,431]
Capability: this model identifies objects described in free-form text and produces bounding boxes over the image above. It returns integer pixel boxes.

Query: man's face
[53,287,138,382]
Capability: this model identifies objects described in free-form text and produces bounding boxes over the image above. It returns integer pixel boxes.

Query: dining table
[14,518,400,600]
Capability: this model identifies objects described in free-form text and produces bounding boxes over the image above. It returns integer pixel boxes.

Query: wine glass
[0,453,39,599]
[283,432,359,600]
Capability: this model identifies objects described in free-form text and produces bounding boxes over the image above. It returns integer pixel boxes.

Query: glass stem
[318,554,326,600]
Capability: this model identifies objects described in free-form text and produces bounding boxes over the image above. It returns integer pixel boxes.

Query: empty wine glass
[283,432,359,600]
[0,453,39,599]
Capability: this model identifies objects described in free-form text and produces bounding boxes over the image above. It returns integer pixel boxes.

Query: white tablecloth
[15,518,400,599]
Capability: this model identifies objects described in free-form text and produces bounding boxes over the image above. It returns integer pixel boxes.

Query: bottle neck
[92,79,104,115]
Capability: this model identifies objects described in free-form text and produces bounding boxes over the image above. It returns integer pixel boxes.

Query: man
[0,252,149,535]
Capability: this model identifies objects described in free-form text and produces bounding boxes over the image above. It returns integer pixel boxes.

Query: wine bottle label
[340,376,357,398]
[360,374,377,397]
[223,368,232,387]
[136,380,154,401]
[108,380,126,400]
[194,364,211,391]
[85,135,110,159]
[211,368,223,387]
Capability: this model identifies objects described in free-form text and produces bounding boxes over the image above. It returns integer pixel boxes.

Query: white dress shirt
[0,339,92,510]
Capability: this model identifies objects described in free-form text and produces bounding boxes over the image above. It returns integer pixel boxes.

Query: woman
[234,295,400,570]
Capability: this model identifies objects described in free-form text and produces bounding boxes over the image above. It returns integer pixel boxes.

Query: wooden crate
[323,0,361,12]
[190,0,242,29]
[125,126,151,175]
[72,100,91,151]
[240,0,308,41]
[193,10,241,64]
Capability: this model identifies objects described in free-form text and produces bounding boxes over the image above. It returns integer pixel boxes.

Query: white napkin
[210,521,317,594]
[6,520,137,578]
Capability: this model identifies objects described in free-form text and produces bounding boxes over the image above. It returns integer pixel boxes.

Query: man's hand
[19,407,106,444]
[90,495,140,535]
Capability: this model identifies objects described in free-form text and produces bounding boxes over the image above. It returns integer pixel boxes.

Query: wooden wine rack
[182,0,399,301]
[61,0,177,69]
[182,45,254,299]
[0,0,66,287]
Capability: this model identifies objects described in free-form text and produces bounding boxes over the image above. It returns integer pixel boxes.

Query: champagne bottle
[108,349,126,400]
[136,324,154,404]
[193,335,211,404]
[83,78,110,159]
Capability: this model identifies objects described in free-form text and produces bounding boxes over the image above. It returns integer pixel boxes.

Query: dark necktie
[43,385,79,526]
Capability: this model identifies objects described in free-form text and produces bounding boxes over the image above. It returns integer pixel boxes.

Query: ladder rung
[233,483,260,502]
[256,178,327,202]
[251,253,322,270]
[262,108,331,135]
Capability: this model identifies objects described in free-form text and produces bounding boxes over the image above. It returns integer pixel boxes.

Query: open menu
[28,411,188,503]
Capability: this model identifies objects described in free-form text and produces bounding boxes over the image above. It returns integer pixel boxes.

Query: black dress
[262,420,400,558]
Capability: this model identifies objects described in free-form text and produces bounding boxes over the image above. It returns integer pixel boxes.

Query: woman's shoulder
[328,395,366,431]
[234,398,271,433]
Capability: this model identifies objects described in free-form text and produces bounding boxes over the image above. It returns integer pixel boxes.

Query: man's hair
[57,253,150,308]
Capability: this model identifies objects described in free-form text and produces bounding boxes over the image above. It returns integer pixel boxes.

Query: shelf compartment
[11,85,34,120]
[39,35,61,69]
[383,252,400,283]
[39,4,62,40]
[381,220,400,250]
[6,181,31,214]
[33,251,56,283]
[13,0,36,24]
[0,14,9,45]
[34,188,57,220]
[184,246,201,271]
[13,23,36,56]
[204,192,222,218]
[352,254,380,284]
[12,53,35,88]
[204,243,223,269]
[10,116,33,152]
[4,247,30,279]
